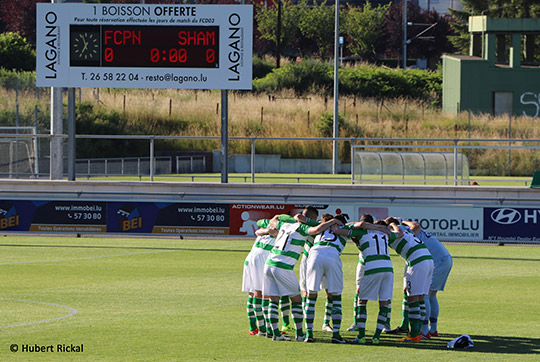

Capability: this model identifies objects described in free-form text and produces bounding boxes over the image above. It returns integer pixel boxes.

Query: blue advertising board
[483,207,540,242]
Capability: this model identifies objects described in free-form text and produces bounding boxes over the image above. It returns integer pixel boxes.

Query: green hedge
[253,60,442,103]
[252,56,274,79]
[0,32,35,72]
[0,68,36,90]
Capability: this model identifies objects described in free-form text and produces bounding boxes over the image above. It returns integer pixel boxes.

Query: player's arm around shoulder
[349,221,391,237]
[255,226,278,237]
[388,223,404,240]
[401,220,421,235]
[306,218,343,235]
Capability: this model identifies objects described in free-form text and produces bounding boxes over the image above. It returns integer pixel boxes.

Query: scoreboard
[36,4,252,89]
[70,25,219,68]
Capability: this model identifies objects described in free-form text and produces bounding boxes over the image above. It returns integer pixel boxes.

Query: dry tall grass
[2,87,540,175]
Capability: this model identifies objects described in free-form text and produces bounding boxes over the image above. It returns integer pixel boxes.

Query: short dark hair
[359,213,374,223]
[374,219,387,226]
[303,206,319,220]
[385,217,400,225]
[334,214,349,224]
[320,213,334,222]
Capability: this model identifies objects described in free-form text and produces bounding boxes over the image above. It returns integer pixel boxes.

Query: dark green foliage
[0,68,35,89]
[253,60,333,95]
[254,61,442,103]
[315,112,344,137]
[252,56,274,79]
[0,32,35,71]
[75,102,147,159]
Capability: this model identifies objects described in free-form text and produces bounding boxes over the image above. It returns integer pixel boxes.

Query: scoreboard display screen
[70,25,219,68]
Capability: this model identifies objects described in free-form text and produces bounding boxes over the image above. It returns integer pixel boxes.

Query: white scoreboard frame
[36,3,253,90]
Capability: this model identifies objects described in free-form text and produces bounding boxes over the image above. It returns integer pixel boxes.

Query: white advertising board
[350,205,484,242]
[387,205,484,242]
[36,4,253,89]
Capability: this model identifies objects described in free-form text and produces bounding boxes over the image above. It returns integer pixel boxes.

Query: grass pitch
[0,236,539,361]
[90,173,533,187]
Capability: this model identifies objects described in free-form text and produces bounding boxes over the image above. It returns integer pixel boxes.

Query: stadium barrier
[1,179,540,243]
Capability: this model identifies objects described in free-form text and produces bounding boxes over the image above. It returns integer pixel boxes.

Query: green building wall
[442,16,540,117]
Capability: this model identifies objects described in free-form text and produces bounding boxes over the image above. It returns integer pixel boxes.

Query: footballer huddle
[242,206,453,344]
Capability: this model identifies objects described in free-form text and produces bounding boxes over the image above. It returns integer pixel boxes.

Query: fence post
[16,76,20,128]
[34,106,40,178]
[8,142,13,178]
[350,141,355,184]
[251,138,255,183]
[508,113,512,176]
[454,140,458,186]
[150,137,155,181]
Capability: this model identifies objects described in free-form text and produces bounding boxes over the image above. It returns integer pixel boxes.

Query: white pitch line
[0,298,78,329]
[0,249,177,266]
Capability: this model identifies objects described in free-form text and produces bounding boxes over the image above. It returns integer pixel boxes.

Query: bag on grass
[447,334,474,349]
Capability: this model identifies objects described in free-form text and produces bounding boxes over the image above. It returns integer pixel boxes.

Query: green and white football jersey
[356,230,397,275]
[265,222,311,270]
[388,226,433,266]
[248,234,275,252]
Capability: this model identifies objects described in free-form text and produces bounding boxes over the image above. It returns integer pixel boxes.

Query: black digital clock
[70,24,219,68]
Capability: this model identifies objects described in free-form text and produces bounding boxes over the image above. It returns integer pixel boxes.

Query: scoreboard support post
[50,0,63,181]
[221,90,228,183]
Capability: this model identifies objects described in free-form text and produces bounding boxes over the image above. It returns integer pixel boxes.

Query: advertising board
[1,199,536,243]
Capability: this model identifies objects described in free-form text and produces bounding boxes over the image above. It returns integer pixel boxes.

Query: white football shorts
[403,259,434,297]
[241,249,270,293]
[262,264,301,297]
[305,248,343,294]
[357,271,393,301]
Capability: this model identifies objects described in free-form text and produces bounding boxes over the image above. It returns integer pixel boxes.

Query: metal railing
[0,133,537,184]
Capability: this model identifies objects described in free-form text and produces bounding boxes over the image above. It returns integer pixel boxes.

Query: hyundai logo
[490,208,521,225]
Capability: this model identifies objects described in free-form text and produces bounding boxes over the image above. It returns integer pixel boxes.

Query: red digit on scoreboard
[179,49,187,63]
[169,49,178,63]
[206,49,215,63]
[104,48,114,62]
[150,49,159,63]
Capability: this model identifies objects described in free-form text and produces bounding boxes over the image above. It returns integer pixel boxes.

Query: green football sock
[279,296,291,326]
[400,293,409,329]
[247,296,257,331]
[373,306,389,339]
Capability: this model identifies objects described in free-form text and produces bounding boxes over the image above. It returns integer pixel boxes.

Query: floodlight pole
[402,0,407,69]
[332,0,340,174]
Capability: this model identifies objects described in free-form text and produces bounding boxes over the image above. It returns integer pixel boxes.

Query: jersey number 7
[275,229,294,250]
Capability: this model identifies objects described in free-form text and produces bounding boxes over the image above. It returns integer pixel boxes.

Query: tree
[255,0,302,67]
[0,0,39,45]
[297,0,335,59]
[342,1,389,62]
[0,32,36,71]
[379,1,455,66]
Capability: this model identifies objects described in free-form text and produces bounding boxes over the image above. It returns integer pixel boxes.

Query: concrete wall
[1,179,538,207]
[212,151,351,174]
